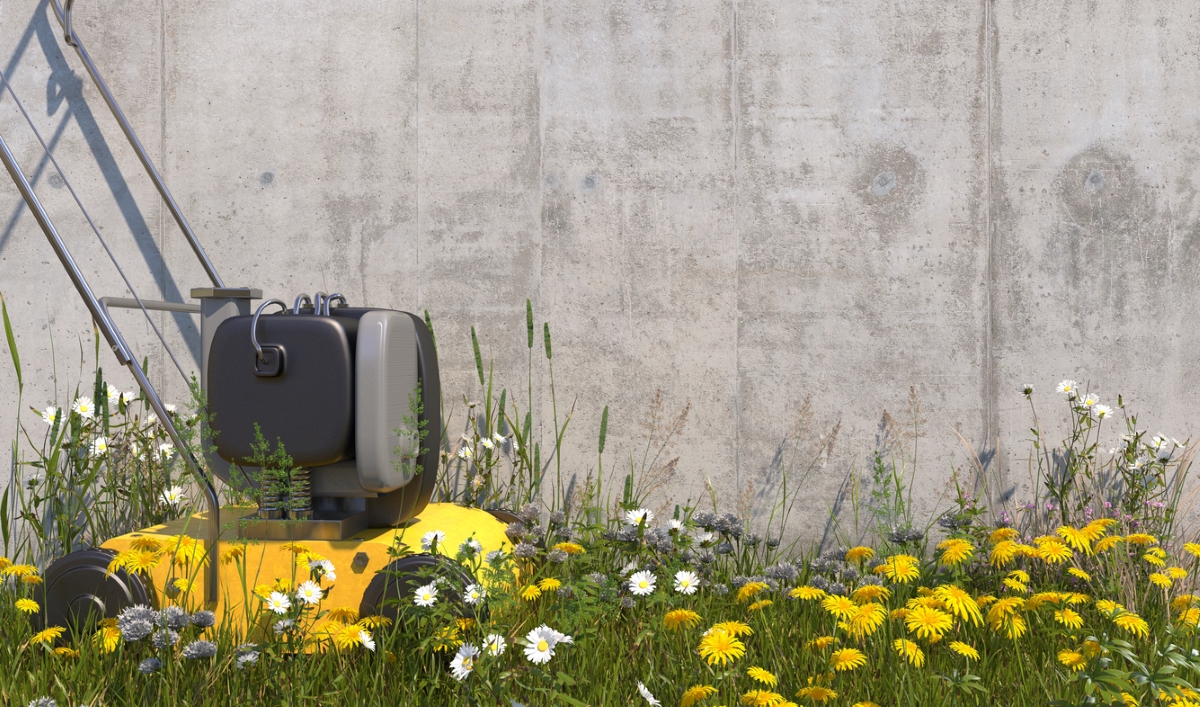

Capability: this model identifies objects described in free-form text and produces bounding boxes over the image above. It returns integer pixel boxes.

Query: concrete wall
[1,0,1198,543]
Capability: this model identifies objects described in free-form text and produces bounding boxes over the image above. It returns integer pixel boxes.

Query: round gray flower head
[557,585,575,599]
[840,566,860,582]
[181,639,218,659]
[828,581,848,596]
[766,537,781,548]
[236,651,259,669]
[710,583,730,596]
[161,605,190,630]
[518,503,540,525]
[527,524,546,540]
[27,699,57,707]
[504,522,526,542]
[190,610,216,628]
[765,563,798,582]
[745,533,762,547]
[698,549,716,565]
[513,542,537,558]
[859,573,883,586]
[655,537,675,554]
[152,628,180,649]
[548,510,566,526]
[138,657,162,674]
[547,548,568,563]
[485,549,508,565]
[731,575,750,588]
[117,604,157,641]
[809,575,831,591]
[585,572,608,585]
[692,511,716,530]
[617,526,639,543]
[866,557,885,570]
[714,541,734,555]
[620,596,635,609]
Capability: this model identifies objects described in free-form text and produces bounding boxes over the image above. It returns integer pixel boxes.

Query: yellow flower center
[537,640,549,652]
[639,581,649,589]
[463,657,473,670]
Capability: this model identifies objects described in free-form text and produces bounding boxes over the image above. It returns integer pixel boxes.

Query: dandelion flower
[851,584,891,603]
[879,555,921,583]
[637,681,661,706]
[949,641,979,660]
[1125,533,1159,546]
[72,396,95,419]
[414,583,438,607]
[1168,566,1188,580]
[265,591,290,615]
[790,586,826,600]
[806,635,836,650]
[844,602,887,639]
[30,626,64,645]
[326,607,358,624]
[990,527,1019,543]
[892,638,925,667]
[295,580,323,605]
[629,570,657,596]
[830,647,867,672]
[482,633,506,657]
[935,585,983,626]
[450,643,479,681]
[698,629,745,667]
[1058,649,1087,671]
[221,545,245,565]
[845,546,875,563]
[737,581,769,603]
[1144,549,1167,567]
[626,508,654,527]
[1094,536,1124,553]
[710,620,753,637]
[15,599,38,614]
[1056,526,1092,553]
[538,577,562,592]
[822,594,857,619]
[53,646,79,659]
[741,690,786,706]
[1054,608,1084,629]
[681,685,719,707]
[905,606,954,641]
[1067,567,1091,582]
[1095,599,1123,616]
[664,609,702,631]
[852,703,882,707]
[554,541,586,555]
[937,538,975,565]
[989,541,1020,567]
[1112,611,1150,638]
[1036,539,1073,564]
[1150,573,1173,588]
[1185,542,1200,559]
[747,666,777,686]
[520,584,542,601]
[795,682,838,703]
[675,570,700,594]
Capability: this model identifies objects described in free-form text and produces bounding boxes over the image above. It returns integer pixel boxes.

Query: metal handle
[62,0,77,46]
[251,299,287,361]
[312,292,327,315]
[322,293,347,316]
[292,293,312,314]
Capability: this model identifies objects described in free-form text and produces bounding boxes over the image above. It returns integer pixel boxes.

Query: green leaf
[471,326,485,386]
[555,671,576,686]
[0,293,20,390]
[554,693,588,707]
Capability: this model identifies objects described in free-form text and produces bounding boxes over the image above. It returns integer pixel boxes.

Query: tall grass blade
[471,326,484,387]
[0,293,20,390]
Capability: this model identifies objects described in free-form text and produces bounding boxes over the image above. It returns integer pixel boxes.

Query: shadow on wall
[0,0,200,364]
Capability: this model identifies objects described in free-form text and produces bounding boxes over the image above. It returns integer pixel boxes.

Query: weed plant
[2,297,1200,707]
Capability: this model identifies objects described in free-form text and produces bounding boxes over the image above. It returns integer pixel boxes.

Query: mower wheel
[34,548,151,633]
[359,553,482,623]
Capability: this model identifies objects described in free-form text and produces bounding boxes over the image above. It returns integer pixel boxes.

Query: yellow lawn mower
[0,0,510,637]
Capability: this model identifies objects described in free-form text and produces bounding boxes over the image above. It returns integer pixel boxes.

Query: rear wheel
[34,549,150,633]
[359,553,481,624]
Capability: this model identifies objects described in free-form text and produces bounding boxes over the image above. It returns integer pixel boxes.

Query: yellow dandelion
[1054,608,1084,629]
[538,577,562,592]
[975,594,997,607]
[748,599,773,612]
[681,685,719,707]
[1002,577,1028,593]
[990,527,1019,543]
[1094,535,1124,553]
[1113,611,1150,638]
[280,541,313,554]
[553,541,586,555]
[830,647,867,672]
[1178,608,1200,627]
[52,646,79,659]
[949,641,980,660]
[173,578,194,593]
[1125,533,1159,546]
[1008,569,1030,582]
[1145,552,1167,567]
[456,617,476,632]
[1081,639,1103,659]
[1095,599,1123,616]
[936,584,983,626]
[989,541,1020,567]
[1057,526,1093,553]
[520,584,542,601]
[805,635,836,650]
[879,555,921,583]
[326,606,359,624]
[1168,566,1189,580]
[851,584,891,604]
[1172,595,1199,612]
[852,703,882,707]
[358,615,392,629]
[220,545,245,565]
[905,606,954,640]
[1037,540,1073,564]
[30,626,64,645]
[892,638,925,667]
[1,563,37,578]
[21,575,42,586]
[15,598,39,614]
[747,666,778,687]
[790,585,827,601]
[1058,649,1087,671]
[331,622,371,651]
[890,608,910,620]
[698,629,745,667]
[711,621,754,637]
[1027,592,1063,610]
[937,538,975,565]
[844,546,875,563]
[93,622,121,653]
[741,690,786,707]
[1150,573,1173,588]
[0,557,10,571]
[737,581,770,603]
[1185,542,1200,558]
[821,594,857,620]
[795,680,838,704]
[1064,592,1091,605]
[1120,693,1139,707]
[664,609,702,631]
[1067,567,1091,582]
[129,536,163,552]
[844,602,887,639]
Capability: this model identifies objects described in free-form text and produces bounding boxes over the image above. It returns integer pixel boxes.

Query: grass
[1,299,1200,707]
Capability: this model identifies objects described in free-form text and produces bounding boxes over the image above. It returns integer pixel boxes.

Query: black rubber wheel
[33,548,151,633]
[359,553,483,623]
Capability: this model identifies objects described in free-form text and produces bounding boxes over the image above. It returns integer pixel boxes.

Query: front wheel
[34,548,151,633]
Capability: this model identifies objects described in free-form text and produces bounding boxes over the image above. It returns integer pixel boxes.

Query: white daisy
[625,508,654,527]
[421,529,446,552]
[72,396,95,419]
[1093,404,1113,420]
[523,625,558,664]
[674,570,700,595]
[464,583,486,605]
[161,485,185,506]
[484,633,507,656]
[309,558,336,582]
[1057,380,1078,399]
[1079,392,1100,407]
[105,383,120,401]
[158,443,176,460]
[165,403,177,415]
[459,537,483,556]
[144,414,157,428]
[695,531,715,545]
[359,630,375,652]
[413,583,438,607]
[89,436,110,458]
[450,643,479,681]
[492,433,505,445]
[637,681,661,706]
[629,570,656,596]
[479,437,495,451]
[121,390,138,405]
[295,580,323,605]
[273,618,295,634]
[669,519,684,532]
[265,592,291,614]
[457,446,473,460]
[40,406,59,425]
[509,438,519,453]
